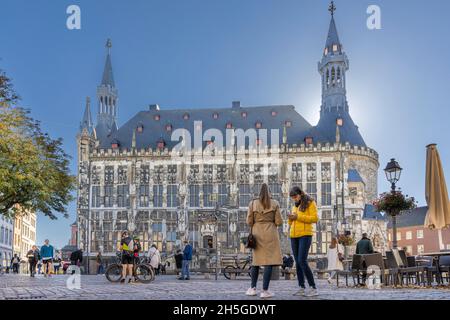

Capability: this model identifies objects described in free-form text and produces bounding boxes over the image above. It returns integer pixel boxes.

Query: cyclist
[131,236,142,282]
[119,231,134,284]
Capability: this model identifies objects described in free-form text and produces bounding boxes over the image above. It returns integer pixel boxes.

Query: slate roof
[101,53,115,87]
[348,169,364,183]
[387,206,428,229]
[99,104,313,150]
[80,100,93,133]
[308,108,366,147]
[363,204,387,221]
[325,16,342,54]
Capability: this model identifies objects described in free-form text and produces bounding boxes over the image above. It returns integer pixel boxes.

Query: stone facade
[76,9,381,261]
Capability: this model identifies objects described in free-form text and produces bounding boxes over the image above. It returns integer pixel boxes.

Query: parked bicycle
[223,255,252,280]
[105,252,154,283]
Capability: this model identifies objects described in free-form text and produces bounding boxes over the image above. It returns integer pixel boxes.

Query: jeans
[250,266,273,291]
[181,260,190,279]
[291,236,316,289]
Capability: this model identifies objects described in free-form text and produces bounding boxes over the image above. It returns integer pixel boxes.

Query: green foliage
[0,68,76,219]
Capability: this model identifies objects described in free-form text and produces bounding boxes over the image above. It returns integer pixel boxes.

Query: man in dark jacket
[179,240,192,280]
[11,254,20,274]
[356,233,374,255]
[27,246,40,277]
[70,249,83,274]
[175,250,183,276]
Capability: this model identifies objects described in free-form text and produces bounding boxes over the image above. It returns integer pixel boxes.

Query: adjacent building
[0,215,14,268]
[13,211,37,272]
[388,206,450,255]
[76,7,380,261]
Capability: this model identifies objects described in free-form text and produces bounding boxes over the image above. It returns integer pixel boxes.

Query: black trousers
[29,261,37,275]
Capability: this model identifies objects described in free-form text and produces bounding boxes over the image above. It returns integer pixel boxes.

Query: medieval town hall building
[76,10,385,261]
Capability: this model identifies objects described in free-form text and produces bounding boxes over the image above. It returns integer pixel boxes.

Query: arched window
[226,122,233,129]
[183,113,190,120]
[241,112,247,118]
[165,124,173,132]
[331,67,336,86]
[154,114,160,121]
[326,69,330,88]
[337,67,341,84]
[255,121,262,129]
[212,112,219,120]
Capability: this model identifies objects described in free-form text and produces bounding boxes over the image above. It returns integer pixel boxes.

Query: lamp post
[384,158,403,249]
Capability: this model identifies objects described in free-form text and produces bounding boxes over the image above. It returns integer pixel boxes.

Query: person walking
[147,244,161,275]
[96,252,104,275]
[69,249,83,274]
[175,250,183,276]
[245,183,283,299]
[27,246,40,277]
[53,251,62,275]
[11,254,20,274]
[288,186,319,297]
[179,240,192,280]
[119,231,134,283]
[326,237,344,284]
[40,239,54,277]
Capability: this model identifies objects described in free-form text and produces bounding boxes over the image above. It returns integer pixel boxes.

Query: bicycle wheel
[135,264,153,284]
[223,266,237,280]
[105,264,123,283]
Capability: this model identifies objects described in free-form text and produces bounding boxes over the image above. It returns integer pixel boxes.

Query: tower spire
[96,39,119,142]
[80,96,93,134]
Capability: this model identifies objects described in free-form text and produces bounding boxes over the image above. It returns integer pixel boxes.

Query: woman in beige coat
[245,183,283,299]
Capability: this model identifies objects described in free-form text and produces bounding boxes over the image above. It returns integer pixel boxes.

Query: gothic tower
[96,39,118,141]
[313,2,366,147]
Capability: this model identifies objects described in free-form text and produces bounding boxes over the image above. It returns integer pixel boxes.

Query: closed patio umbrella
[424,144,450,241]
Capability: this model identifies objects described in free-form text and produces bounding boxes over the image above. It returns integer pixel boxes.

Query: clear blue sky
[1,0,449,249]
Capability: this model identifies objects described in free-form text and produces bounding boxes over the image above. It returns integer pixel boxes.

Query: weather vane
[328,1,336,17]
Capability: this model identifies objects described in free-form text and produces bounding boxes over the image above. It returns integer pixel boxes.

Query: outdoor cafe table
[420,251,450,284]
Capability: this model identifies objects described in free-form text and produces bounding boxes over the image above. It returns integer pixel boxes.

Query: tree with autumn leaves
[0,68,76,219]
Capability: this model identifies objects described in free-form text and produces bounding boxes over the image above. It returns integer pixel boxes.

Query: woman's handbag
[246,200,257,249]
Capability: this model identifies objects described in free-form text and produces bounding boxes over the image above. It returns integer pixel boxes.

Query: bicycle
[105,252,154,283]
[223,255,252,280]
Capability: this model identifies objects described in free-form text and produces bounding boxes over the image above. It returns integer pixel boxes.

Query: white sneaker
[293,288,306,296]
[306,288,319,297]
[260,290,274,299]
[245,287,257,296]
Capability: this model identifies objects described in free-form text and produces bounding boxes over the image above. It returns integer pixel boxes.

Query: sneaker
[185,277,190,280]
[293,288,306,296]
[245,288,257,296]
[260,290,274,299]
[305,288,319,297]
[178,277,184,280]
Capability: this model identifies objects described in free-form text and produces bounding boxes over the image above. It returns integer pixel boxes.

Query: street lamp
[384,158,403,248]
[384,158,402,192]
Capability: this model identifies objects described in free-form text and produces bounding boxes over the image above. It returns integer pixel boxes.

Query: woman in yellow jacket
[288,186,319,297]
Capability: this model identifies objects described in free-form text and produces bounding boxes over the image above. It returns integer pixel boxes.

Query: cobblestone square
[0,274,449,300]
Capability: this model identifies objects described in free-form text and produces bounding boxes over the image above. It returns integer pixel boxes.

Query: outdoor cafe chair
[387,250,434,286]
[361,253,391,286]
[437,255,450,284]
[336,254,365,287]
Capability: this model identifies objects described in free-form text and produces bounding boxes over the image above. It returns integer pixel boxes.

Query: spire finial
[106,38,112,54]
[328,1,336,17]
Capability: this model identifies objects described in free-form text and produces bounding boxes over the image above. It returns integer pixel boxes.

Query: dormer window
[256,138,262,146]
[241,112,247,118]
[111,140,120,149]
[271,110,277,117]
[165,124,173,132]
[333,44,338,52]
[157,139,165,150]
[255,121,262,129]
[212,112,219,120]
[304,137,313,145]
[183,113,190,120]
[324,47,328,55]
[336,117,343,127]
[226,122,233,129]
[136,124,144,133]
[285,120,292,128]
[154,114,160,121]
